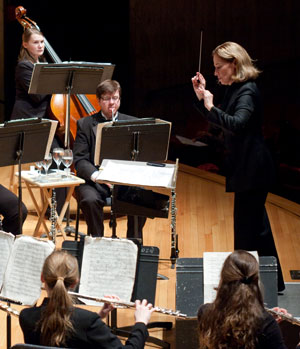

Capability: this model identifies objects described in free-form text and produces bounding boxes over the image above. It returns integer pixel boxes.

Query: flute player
[19,250,154,348]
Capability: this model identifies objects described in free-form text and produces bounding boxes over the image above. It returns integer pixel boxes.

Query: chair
[74,196,113,240]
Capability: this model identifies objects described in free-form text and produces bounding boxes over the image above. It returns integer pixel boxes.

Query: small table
[17,170,85,240]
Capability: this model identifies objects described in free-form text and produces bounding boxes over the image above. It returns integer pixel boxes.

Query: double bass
[15,6,100,147]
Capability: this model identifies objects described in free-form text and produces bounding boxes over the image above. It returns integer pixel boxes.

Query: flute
[0,302,20,317]
[68,291,187,318]
[266,307,300,327]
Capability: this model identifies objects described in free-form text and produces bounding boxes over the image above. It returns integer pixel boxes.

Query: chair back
[11,344,73,349]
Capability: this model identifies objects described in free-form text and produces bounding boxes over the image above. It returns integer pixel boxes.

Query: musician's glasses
[100,96,119,102]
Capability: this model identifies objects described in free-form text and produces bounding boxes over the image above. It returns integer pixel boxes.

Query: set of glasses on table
[34,148,74,182]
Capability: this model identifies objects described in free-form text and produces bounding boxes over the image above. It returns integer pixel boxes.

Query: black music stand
[0,118,52,234]
[29,61,115,148]
[94,118,171,164]
[0,118,51,349]
[94,118,172,241]
[29,61,115,233]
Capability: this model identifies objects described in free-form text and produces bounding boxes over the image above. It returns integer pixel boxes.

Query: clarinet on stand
[170,187,178,268]
[170,158,179,268]
[49,189,57,243]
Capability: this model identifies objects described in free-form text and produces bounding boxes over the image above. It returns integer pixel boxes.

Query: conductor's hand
[191,72,206,100]
[98,295,120,319]
[134,299,155,325]
[202,89,214,111]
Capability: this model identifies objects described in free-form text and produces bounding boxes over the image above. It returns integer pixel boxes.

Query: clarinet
[49,189,57,243]
[170,188,178,264]
[170,158,179,266]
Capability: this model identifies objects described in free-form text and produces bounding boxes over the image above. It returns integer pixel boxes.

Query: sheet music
[94,121,113,166]
[97,159,176,189]
[0,231,15,289]
[175,135,207,147]
[79,237,138,306]
[203,251,259,304]
[0,236,55,305]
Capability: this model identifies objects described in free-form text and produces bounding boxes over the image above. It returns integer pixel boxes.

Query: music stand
[94,118,171,165]
[29,61,115,233]
[94,118,173,241]
[0,118,52,234]
[0,118,51,349]
[29,61,115,148]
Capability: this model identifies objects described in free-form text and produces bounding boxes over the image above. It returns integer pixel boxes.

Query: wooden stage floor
[1,163,300,348]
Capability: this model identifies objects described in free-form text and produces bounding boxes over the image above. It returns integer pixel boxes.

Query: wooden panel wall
[128,0,300,137]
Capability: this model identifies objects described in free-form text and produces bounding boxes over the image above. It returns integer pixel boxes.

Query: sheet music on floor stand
[78,236,138,305]
[203,251,259,303]
[0,231,55,305]
[0,231,55,349]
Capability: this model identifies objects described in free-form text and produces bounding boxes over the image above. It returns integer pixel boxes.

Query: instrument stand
[0,118,52,235]
[0,296,22,349]
[6,303,11,349]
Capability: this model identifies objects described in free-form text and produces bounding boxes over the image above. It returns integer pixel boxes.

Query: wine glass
[42,153,52,178]
[62,149,73,178]
[35,161,43,178]
[52,147,64,172]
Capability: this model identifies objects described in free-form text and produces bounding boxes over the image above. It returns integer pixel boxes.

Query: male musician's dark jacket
[195,81,275,193]
[19,298,148,349]
[11,60,50,120]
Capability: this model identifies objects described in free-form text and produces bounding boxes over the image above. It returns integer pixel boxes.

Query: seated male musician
[73,79,146,238]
